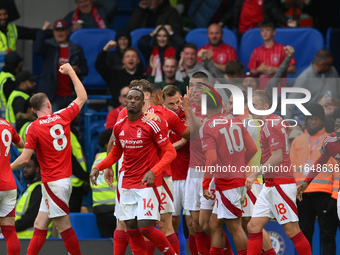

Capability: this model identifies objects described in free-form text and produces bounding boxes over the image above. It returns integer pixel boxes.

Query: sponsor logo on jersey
[137,127,142,138]
[268,231,285,255]
[119,130,124,136]
[335,154,340,159]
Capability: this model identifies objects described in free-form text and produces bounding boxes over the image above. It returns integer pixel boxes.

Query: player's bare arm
[172,138,187,150]
[11,148,34,171]
[142,112,161,122]
[59,63,88,110]
[13,138,25,148]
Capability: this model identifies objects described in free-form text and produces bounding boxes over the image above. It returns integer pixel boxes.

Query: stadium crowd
[0,0,340,254]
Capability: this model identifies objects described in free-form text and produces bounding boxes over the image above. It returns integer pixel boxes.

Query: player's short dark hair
[163,85,180,99]
[191,71,209,84]
[183,43,197,51]
[128,88,145,101]
[206,91,222,110]
[225,60,244,76]
[259,20,276,30]
[129,79,152,94]
[253,90,272,107]
[98,129,113,148]
[123,47,140,59]
[314,49,333,64]
[30,93,49,111]
[333,107,340,120]
[150,83,162,96]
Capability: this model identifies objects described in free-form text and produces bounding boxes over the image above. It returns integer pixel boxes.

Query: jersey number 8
[50,124,67,151]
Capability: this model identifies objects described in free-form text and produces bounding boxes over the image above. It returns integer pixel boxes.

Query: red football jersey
[198,42,238,65]
[25,103,79,183]
[200,113,254,190]
[113,115,170,189]
[260,114,295,186]
[239,0,264,34]
[190,102,206,168]
[118,105,186,177]
[0,119,21,191]
[169,107,190,180]
[248,42,296,90]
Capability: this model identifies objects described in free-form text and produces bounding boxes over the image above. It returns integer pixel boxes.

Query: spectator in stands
[105,86,129,129]
[34,19,88,111]
[95,48,145,107]
[100,30,133,71]
[127,0,183,35]
[291,104,339,254]
[139,25,185,82]
[197,23,238,74]
[64,0,109,32]
[248,20,296,90]
[148,57,187,96]
[0,4,52,65]
[0,51,22,117]
[286,50,340,119]
[58,101,90,213]
[15,153,52,239]
[91,129,117,238]
[242,72,259,91]
[5,71,36,129]
[175,43,212,82]
[222,0,297,35]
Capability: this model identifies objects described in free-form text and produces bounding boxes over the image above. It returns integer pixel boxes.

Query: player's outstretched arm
[59,63,88,110]
[11,148,34,171]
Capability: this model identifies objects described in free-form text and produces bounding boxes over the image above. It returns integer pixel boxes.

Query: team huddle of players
[89,70,339,255]
[1,63,339,255]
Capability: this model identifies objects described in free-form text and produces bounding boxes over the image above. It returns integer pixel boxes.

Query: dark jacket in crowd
[127,1,183,35]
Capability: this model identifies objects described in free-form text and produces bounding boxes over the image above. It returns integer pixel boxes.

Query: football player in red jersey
[11,63,87,255]
[246,90,311,255]
[0,119,24,255]
[90,88,178,255]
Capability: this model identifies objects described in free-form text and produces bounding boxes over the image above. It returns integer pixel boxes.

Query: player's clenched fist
[59,63,75,75]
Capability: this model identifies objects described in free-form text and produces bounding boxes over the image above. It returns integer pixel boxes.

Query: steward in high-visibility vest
[69,131,90,212]
[15,154,52,238]
[291,104,339,252]
[5,70,37,128]
[0,51,23,117]
[91,128,117,238]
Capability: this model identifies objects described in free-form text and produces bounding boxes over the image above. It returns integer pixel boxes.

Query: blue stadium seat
[326,28,340,75]
[69,29,116,90]
[69,213,101,238]
[239,28,324,78]
[130,28,154,66]
[185,28,238,51]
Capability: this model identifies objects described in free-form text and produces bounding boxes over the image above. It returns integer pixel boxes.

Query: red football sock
[60,227,81,255]
[189,234,198,255]
[195,231,211,255]
[261,248,276,255]
[1,225,20,255]
[114,230,129,255]
[247,232,263,255]
[27,228,47,255]
[238,248,247,255]
[290,231,312,255]
[222,231,233,255]
[139,226,176,255]
[210,246,224,255]
[167,233,180,255]
[127,229,147,255]
[146,240,156,254]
